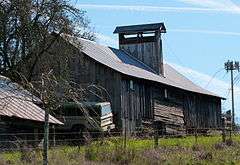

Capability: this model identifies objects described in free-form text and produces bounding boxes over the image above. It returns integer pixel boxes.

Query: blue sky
[75,0,240,121]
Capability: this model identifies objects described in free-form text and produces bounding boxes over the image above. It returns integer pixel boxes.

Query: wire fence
[0,127,238,153]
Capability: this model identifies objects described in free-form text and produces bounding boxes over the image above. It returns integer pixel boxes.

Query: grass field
[1,135,240,165]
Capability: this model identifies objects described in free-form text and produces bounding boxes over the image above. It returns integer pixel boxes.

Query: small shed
[0,75,62,133]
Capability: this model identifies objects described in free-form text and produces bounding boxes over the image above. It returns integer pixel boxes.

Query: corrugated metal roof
[0,76,63,125]
[113,23,166,34]
[63,35,222,99]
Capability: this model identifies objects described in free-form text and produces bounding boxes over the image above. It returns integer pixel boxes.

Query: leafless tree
[1,71,107,165]
[0,0,95,80]
[0,1,104,165]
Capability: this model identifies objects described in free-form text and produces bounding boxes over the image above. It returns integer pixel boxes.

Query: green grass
[81,135,240,164]
[159,135,222,147]
[1,151,21,163]
[1,135,240,165]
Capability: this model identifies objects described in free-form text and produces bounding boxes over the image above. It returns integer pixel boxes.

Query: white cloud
[169,29,240,36]
[95,33,118,48]
[77,4,240,14]
[96,30,240,48]
[179,0,240,12]
[168,62,240,117]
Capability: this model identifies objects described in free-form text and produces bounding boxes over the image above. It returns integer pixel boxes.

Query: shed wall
[30,39,123,129]
[120,78,153,132]
[120,78,221,133]
[70,52,122,128]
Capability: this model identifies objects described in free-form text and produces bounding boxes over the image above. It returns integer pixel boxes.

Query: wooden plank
[153,99,185,134]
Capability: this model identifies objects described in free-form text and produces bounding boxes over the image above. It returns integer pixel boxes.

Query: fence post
[153,121,159,148]
[34,128,39,147]
[123,121,127,150]
[194,127,198,144]
[221,118,226,143]
[222,128,226,143]
[154,131,159,148]
[229,129,232,141]
[52,125,56,147]
[43,109,49,165]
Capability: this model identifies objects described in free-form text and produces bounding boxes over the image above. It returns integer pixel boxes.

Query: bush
[20,145,36,163]
[110,146,136,164]
[192,144,204,151]
[214,142,227,150]
[84,138,137,164]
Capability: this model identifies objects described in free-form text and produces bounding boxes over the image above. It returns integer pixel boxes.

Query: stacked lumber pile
[154,100,185,135]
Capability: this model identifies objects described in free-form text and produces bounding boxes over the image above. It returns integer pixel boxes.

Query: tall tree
[0,1,96,165]
[0,0,95,80]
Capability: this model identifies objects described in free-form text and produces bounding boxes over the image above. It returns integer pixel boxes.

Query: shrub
[214,142,227,150]
[192,144,204,151]
[194,151,213,160]
[20,145,36,163]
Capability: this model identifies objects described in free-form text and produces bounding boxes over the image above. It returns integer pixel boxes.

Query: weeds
[2,135,240,164]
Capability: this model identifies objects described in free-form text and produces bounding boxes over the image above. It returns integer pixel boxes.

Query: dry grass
[1,135,240,164]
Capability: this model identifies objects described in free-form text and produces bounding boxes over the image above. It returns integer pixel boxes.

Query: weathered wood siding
[31,37,222,134]
[154,100,185,134]
[120,42,158,71]
[31,38,123,129]
[119,32,163,75]
[183,93,221,129]
[120,78,221,133]
[153,87,221,131]
[120,78,155,132]
[69,52,122,128]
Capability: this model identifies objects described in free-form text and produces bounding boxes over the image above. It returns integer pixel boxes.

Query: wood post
[229,129,232,141]
[43,107,49,165]
[52,125,56,147]
[34,128,39,147]
[221,118,226,143]
[124,119,127,150]
[222,128,226,143]
[194,128,198,144]
[153,121,159,148]
[154,130,159,148]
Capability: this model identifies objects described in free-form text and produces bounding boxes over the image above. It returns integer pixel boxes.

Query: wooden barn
[32,23,223,134]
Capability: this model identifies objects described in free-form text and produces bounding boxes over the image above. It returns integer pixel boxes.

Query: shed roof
[113,23,166,34]
[0,76,63,125]
[63,35,222,99]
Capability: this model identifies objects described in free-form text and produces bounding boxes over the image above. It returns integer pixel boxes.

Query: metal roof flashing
[113,22,166,34]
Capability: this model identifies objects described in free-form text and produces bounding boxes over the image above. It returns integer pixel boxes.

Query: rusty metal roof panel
[0,76,63,125]
[113,22,166,34]
[63,35,222,99]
